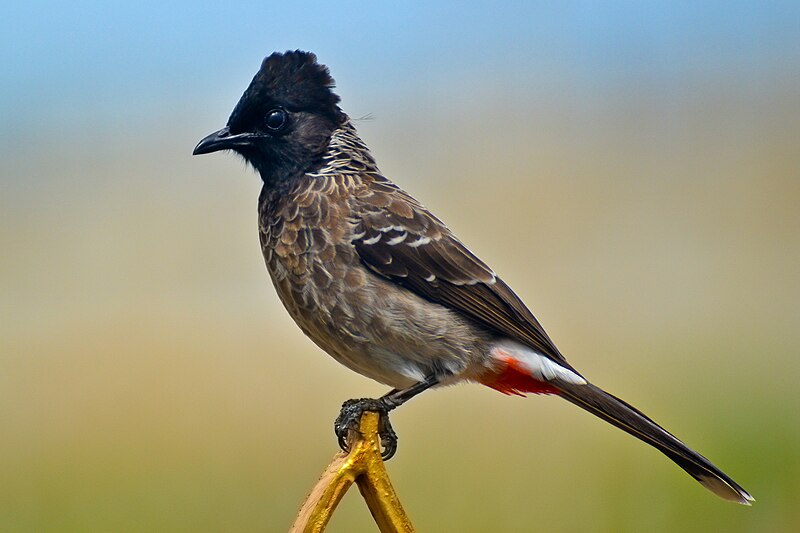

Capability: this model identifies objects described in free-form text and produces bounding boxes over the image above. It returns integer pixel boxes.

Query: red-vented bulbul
[193,50,752,504]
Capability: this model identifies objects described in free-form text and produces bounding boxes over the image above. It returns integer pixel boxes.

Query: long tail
[481,348,753,504]
[556,380,753,505]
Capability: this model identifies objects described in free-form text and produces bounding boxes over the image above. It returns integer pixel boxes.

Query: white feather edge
[490,340,587,385]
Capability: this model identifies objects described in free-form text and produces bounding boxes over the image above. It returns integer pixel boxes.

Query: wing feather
[352,179,569,365]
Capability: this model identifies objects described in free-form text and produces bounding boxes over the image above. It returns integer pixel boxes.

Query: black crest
[228,50,343,133]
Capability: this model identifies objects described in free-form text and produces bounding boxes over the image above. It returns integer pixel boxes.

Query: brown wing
[351,176,570,366]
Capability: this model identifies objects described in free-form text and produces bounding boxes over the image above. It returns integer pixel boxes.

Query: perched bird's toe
[377,416,398,460]
[334,398,397,459]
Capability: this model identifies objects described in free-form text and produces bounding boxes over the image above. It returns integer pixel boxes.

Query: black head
[193,51,345,183]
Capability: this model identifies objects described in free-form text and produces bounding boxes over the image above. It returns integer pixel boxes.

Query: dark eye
[265,108,287,131]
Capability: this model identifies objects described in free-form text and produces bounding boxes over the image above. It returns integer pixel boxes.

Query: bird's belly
[266,254,492,389]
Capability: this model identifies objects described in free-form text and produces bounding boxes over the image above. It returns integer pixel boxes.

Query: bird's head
[193,50,345,183]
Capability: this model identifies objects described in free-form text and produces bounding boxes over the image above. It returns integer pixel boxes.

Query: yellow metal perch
[290,412,414,533]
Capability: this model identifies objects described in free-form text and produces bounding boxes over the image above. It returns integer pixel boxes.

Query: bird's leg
[334,375,439,460]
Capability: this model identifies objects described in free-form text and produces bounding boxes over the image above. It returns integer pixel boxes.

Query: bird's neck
[305,120,379,179]
[256,119,378,191]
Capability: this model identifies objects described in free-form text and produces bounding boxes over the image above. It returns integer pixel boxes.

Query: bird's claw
[334,398,398,460]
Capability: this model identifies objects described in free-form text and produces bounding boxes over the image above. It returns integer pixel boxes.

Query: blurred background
[2,1,799,531]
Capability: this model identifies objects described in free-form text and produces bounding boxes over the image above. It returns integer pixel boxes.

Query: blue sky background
[3,1,799,129]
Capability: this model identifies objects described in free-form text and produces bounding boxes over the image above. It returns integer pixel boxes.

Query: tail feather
[556,381,753,504]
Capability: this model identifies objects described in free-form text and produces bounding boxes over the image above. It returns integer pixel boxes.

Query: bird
[193,50,753,505]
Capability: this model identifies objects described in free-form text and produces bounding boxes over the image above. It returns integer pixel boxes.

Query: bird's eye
[265,109,287,131]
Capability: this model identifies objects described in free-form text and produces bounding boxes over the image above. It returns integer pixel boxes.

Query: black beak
[192,127,255,155]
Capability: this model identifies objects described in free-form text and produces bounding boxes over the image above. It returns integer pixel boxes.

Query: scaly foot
[334,398,398,460]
